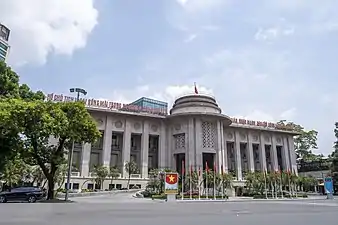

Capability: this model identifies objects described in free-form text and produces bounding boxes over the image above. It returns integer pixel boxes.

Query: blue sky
[2,0,338,155]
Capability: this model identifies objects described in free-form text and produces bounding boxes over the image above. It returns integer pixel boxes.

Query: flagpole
[205,162,209,199]
[279,167,283,199]
[280,173,283,198]
[221,165,224,200]
[181,160,184,200]
[287,170,292,198]
[213,163,216,200]
[264,169,268,199]
[198,166,201,200]
[189,165,192,200]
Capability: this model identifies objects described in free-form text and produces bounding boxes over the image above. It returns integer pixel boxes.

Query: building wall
[0,40,8,61]
[64,111,297,190]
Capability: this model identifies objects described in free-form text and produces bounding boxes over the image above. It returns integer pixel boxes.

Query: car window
[11,187,41,192]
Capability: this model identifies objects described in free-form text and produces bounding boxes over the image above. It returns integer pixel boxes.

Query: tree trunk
[127,174,131,190]
[47,177,55,200]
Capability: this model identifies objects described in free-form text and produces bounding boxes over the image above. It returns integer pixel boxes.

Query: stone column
[102,116,112,168]
[216,120,222,173]
[259,133,267,172]
[282,136,291,171]
[235,130,242,180]
[122,119,131,178]
[159,121,166,169]
[221,123,228,173]
[271,135,279,171]
[167,126,174,170]
[288,136,298,175]
[195,119,203,169]
[187,118,195,167]
[80,143,91,177]
[247,133,255,172]
[141,120,149,178]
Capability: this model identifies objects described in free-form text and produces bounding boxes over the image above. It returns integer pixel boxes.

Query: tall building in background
[130,97,168,114]
[0,23,10,62]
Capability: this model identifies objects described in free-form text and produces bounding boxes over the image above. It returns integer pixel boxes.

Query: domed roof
[168,93,232,125]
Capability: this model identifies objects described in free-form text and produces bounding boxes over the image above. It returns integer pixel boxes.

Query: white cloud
[1,0,98,66]
[184,34,197,42]
[254,27,294,42]
[176,0,229,12]
[280,108,297,120]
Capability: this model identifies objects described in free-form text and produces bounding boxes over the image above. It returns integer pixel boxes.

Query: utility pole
[65,88,87,201]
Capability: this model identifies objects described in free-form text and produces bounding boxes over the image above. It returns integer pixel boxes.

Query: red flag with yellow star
[166,173,178,185]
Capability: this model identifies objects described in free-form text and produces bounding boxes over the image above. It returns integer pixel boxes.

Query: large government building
[47,91,299,192]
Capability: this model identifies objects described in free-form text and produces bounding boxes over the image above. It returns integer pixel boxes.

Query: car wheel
[0,196,6,203]
[27,195,36,203]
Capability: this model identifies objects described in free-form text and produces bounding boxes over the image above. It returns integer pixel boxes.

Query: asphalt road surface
[0,194,337,225]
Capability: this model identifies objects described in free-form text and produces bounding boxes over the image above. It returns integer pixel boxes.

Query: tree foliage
[331,123,338,176]
[0,61,101,199]
[92,165,109,190]
[0,61,44,172]
[125,160,139,189]
[277,120,319,161]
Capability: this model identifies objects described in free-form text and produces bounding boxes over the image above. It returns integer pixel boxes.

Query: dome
[168,94,232,125]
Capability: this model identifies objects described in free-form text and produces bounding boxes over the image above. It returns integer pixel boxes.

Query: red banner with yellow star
[164,172,179,194]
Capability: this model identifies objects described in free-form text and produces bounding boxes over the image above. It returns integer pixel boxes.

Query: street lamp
[65,88,87,201]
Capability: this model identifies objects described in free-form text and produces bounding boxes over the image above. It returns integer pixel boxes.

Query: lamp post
[65,88,87,201]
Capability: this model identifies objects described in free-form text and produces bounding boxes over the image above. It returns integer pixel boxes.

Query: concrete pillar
[235,131,242,180]
[80,143,91,177]
[187,118,195,167]
[102,116,112,168]
[122,120,131,178]
[159,121,166,169]
[288,136,298,175]
[216,120,222,173]
[259,133,267,172]
[247,133,255,172]
[282,136,291,171]
[221,123,228,173]
[195,119,203,169]
[141,120,149,178]
[167,126,174,170]
[271,135,279,171]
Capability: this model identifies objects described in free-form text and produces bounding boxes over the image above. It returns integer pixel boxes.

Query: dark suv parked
[0,187,46,203]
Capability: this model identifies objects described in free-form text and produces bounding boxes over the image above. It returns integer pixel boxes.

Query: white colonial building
[48,93,299,191]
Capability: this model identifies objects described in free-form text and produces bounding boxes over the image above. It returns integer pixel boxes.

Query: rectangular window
[110,154,118,167]
[111,133,122,150]
[0,42,8,51]
[0,55,5,61]
[92,130,104,149]
[0,48,6,58]
[89,152,100,170]
[72,183,80,190]
[109,184,115,190]
[87,183,94,190]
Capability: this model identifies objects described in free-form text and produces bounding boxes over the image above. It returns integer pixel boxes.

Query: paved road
[0,194,337,225]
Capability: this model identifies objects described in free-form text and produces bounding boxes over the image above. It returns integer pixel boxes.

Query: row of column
[220,129,296,180]
[79,119,167,178]
[174,118,297,180]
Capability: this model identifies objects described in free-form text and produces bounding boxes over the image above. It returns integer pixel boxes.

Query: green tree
[0,155,27,189]
[0,61,44,173]
[277,120,318,160]
[0,99,101,199]
[109,167,120,189]
[331,122,338,172]
[92,165,109,190]
[124,160,139,189]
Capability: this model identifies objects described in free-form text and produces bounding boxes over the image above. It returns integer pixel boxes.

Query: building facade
[48,93,299,191]
[0,23,10,62]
